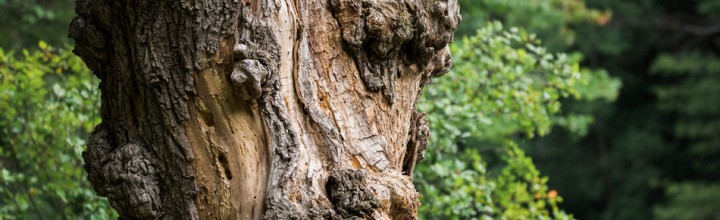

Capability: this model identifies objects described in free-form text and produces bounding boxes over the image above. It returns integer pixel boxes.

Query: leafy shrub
[416,22,619,220]
[0,42,115,219]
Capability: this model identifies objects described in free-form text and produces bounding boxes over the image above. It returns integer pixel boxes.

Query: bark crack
[402,112,430,177]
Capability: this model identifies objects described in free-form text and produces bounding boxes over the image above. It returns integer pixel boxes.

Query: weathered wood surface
[71,0,459,219]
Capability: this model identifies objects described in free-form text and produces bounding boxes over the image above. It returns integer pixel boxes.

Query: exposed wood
[70,0,459,219]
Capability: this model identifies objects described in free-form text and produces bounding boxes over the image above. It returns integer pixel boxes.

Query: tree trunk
[69,0,459,219]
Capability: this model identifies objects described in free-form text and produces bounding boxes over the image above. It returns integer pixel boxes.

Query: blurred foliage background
[1,0,719,219]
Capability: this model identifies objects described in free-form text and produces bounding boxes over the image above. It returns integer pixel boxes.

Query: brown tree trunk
[70,0,459,219]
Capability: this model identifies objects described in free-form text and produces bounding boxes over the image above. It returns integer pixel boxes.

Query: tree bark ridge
[71,0,460,219]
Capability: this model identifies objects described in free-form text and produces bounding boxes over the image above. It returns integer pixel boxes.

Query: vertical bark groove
[402,112,430,176]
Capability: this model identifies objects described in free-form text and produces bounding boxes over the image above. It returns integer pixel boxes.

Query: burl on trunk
[70,0,459,219]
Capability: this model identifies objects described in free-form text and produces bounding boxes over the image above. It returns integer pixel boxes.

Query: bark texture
[71,0,459,219]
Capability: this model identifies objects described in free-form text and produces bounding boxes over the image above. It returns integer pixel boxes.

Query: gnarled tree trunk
[70,0,459,219]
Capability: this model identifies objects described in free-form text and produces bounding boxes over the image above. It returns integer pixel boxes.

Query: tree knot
[330,0,461,104]
[230,58,268,100]
[83,124,163,219]
[231,5,281,100]
[327,170,382,219]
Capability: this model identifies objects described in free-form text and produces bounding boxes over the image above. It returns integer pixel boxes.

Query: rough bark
[70,0,459,219]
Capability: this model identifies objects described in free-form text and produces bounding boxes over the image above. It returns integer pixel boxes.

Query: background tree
[0,0,75,50]
[524,1,720,219]
[416,21,619,220]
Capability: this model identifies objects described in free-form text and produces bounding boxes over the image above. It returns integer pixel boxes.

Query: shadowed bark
[70,0,459,219]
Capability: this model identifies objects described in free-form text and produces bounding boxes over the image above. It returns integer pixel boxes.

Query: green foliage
[653,182,720,220]
[523,1,720,219]
[420,142,569,220]
[0,0,75,50]
[651,52,720,165]
[416,22,619,219]
[649,52,720,220]
[0,42,115,219]
[457,0,611,48]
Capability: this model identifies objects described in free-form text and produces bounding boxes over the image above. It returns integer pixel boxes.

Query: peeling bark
[71,0,459,219]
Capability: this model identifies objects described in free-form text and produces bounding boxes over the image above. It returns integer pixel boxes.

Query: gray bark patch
[84,125,162,219]
[71,0,243,218]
